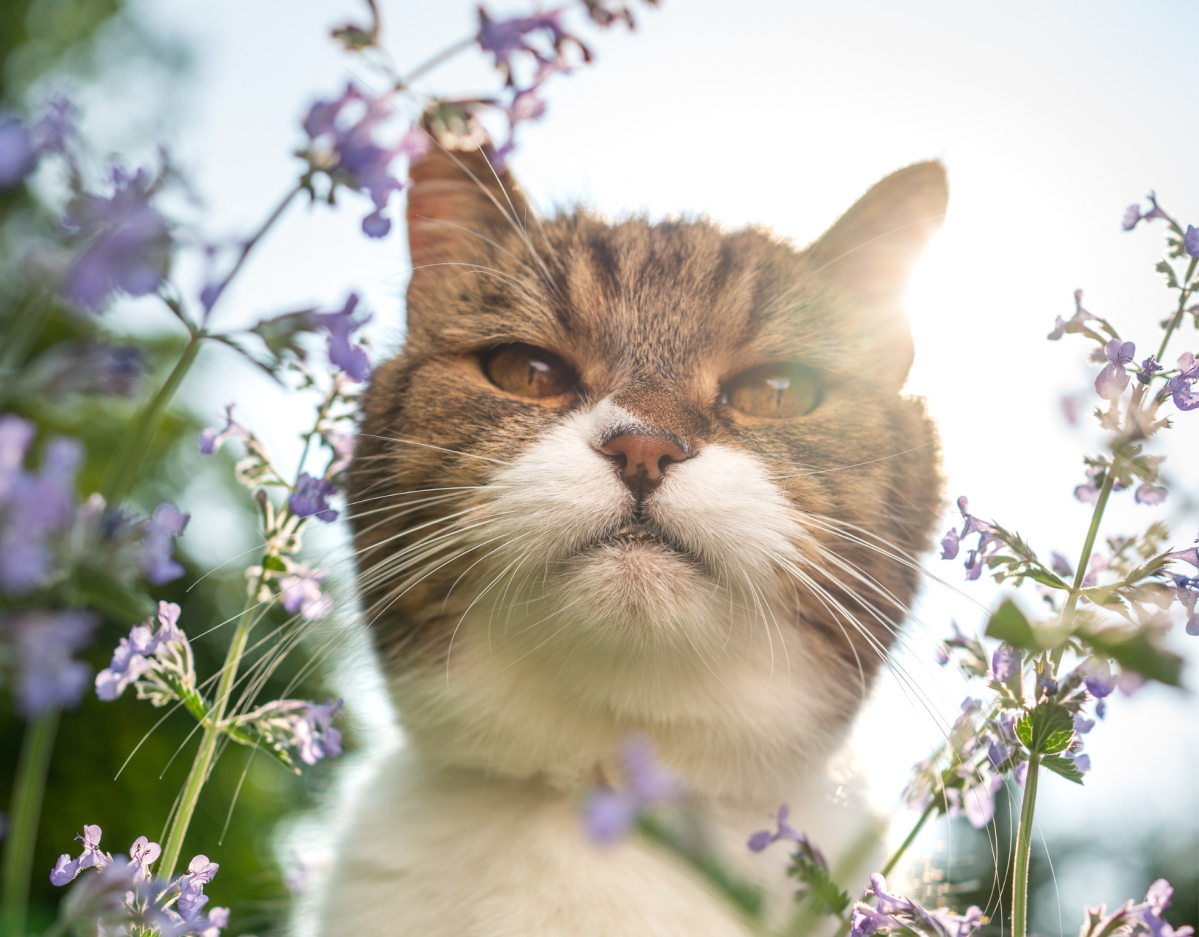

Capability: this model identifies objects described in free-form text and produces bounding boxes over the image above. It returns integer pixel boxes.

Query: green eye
[723,364,822,418]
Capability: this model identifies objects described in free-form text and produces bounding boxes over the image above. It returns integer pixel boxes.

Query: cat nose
[599,434,688,492]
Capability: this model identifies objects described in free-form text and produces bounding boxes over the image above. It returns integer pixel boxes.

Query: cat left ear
[406,139,530,278]
[808,161,947,385]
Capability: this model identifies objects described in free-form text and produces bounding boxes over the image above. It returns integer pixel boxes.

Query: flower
[582,734,679,843]
[1095,339,1135,400]
[1047,290,1099,340]
[851,874,982,937]
[939,497,999,581]
[128,836,161,882]
[178,855,219,920]
[95,602,185,701]
[991,643,1018,682]
[141,502,189,584]
[747,803,802,852]
[1135,482,1168,505]
[199,404,250,455]
[50,824,111,885]
[315,294,371,381]
[1185,225,1199,258]
[1121,197,1171,232]
[290,698,344,765]
[1074,463,1104,505]
[1167,351,1199,412]
[289,472,339,522]
[1081,655,1116,698]
[1137,354,1163,386]
[62,166,172,310]
[948,771,1003,829]
[0,114,35,187]
[327,432,355,476]
[280,564,333,620]
[1165,572,1198,636]
[476,7,588,85]
[6,610,97,716]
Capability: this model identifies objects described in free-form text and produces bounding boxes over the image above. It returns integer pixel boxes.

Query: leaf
[985,600,1036,650]
[263,554,288,572]
[1083,629,1184,687]
[1016,702,1074,754]
[790,856,850,915]
[1041,754,1086,785]
[1026,567,1070,590]
[1156,259,1180,290]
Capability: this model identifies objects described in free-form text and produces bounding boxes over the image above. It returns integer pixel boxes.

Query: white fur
[317,398,869,936]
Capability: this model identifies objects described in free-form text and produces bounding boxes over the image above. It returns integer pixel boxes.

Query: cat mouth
[584,520,691,557]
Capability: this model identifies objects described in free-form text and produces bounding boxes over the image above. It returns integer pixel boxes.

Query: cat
[315,141,946,936]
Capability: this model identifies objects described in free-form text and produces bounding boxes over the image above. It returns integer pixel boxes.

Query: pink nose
[600,434,687,483]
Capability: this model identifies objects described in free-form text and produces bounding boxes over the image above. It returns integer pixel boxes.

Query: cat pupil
[765,375,790,408]
[527,359,549,386]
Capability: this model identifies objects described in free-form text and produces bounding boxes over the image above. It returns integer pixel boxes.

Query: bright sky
[86,0,1198,914]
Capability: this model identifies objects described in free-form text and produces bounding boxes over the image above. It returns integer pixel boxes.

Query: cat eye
[484,344,579,399]
[721,363,822,418]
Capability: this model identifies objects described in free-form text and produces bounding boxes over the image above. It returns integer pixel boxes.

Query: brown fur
[350,144,945,693]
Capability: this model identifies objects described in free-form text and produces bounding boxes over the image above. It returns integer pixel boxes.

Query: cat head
[348,144,946,786]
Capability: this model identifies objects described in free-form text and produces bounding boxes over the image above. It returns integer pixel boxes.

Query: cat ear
[406,140,530,280]
[808,161,947,385]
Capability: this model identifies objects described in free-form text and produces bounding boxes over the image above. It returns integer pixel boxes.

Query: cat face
[349,147,945,774]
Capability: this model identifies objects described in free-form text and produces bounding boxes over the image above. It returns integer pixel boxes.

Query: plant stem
[1155,256,1197,363]
[0,292,54,410]
[157,570,267,879]
[1011,754,1041,937]
[1,708,60,937]
[100,335,202,506]
[878,802,935,877]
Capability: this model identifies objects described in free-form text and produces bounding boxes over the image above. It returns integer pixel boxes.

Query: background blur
[1,0,1195,933]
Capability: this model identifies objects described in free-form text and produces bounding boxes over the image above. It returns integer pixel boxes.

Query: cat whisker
[767,441,935,479]
[355,433,512,465]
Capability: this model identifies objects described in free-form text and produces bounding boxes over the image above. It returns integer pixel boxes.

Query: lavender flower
[1074,464,1104,505]
[476,7,589,85]
[1047,289,1100,340]
[1185,225,1198,258]
[1135,482,1168,505]
[141,502,189,584]
[280,563,333,620]
[940,496,998,580]
[178,855,219,920]
[6,610,97,716]
[747,803,802,852]
[234,697,344,766]
[327,432,355,476]
[62,166,171,310]
[1167,352,1199,411]
[50,825,111,885]
[1079,879,1195,937]
[1095,339,1135,400]
[1122,198,1171,232]
[315,294,371,382]
[1165,572,1198,636]
[0,114,35,187]
[1137,354,1163,386]
[947,771,1003,829]
[991,643,1018,682]
[289,473,339,522]
[95,601,185,701]
[1081,655,1116,698]
[851,873,982,937]
[128,836,161,882]
[582,734,680,843]
[199,404,250,455]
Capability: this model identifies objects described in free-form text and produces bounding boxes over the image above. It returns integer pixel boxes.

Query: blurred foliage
[0,3,320,934]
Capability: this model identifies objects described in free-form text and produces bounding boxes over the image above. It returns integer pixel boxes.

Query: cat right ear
[405,138,530,286]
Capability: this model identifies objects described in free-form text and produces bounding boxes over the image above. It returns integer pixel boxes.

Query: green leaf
[985,600,1036,650]
[1084,630,1184,687]
[1041,754,1086,785]
[263,554,288,572]
[1016,702,1074,754]
[1156,259,1180,289]
[1026,567,1070,590]
[790,856,850,915]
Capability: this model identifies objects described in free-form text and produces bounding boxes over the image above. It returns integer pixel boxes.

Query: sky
[77,0,1199,915]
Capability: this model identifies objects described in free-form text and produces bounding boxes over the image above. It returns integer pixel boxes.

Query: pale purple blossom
[1096,339,1135,400]
[1165,572,1198,636]
[128,836,161,882]
[50,824,111,885]
[315,294,371,382]
[991,643,1018,682]
[327,432,355,476]
[1074,464,1104,505]
[1185,225,1198,258]
[199,404,250,455]
[289,473,339,522]
[95,601,185,701]
[582,734,679,843]
[947,771,1003,828]
[747,803,803,853]
[1137,354,1163,386]
[1135,482,1168,505]
[290,698,343,765]
[476,7,588,84]
[1122,197,1171,232]
[280,564,333,620]
[7,610,97,716]
[1167,351,1199,411]
[141,502,189,584]
[178,855,219,920]
[851,873,982,937]
[1047,290,1100,341]
[0,115,35,187]
[940,497,999,581]
[1081,655,1116,698]
[62,166,171,310]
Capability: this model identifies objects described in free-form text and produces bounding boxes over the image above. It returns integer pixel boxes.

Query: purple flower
[1167,352,1199,411]
[327,432,355,476]
[991,643,1018,682]
[1095,339,1135,400]
[1166,544,1199,570]
[141,502,189,584]
[0,114,36,188]
[62,167,171,310]
[939,527,960,560]
[582,734,679,843]
[1122,197,1171,232]
[852,874,982,937]
[1050,552,1073,577]
[1185,225,1199,258]
[1165,572,1198,636]
[747,803,802,852]
[1074,713,1095,735]
[6,610,97,716]
[1048,289,1099,341]
[50,825,111,886]
[1135,482,1168,505]
[1074,464,1104,505]
[1137,354,1163,386]
[940,497,999,580]
[199,404,250,455]
[178,855,219,920]
[280,564,333,620]
[95,602,185,701]
[315,294,371,381]
[948,771,1003,829]
[289,473,339,522]
[1081,655,1115,698]
[128,836,161,882]
[289,698,343,765]
[476,8,588,85]
[1038,672,1059,697]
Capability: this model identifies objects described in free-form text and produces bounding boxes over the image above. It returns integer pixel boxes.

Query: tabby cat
[317,143,947,936]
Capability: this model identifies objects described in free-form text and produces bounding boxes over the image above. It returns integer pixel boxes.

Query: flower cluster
[850,874,982,937]
[50,826,230,937]
[0,609,96,716]
[232,696,344,766]
[0,96,73,188]
[94,601,191,704]
[938,497,998,581]
[1078,879,1194,937]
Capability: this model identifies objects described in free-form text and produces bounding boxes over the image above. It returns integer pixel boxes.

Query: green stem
[0,292,55,410]
[1,709,60,937]
[157,571,267,880]
[1060,465,1118,625]
[879,802,935,877]
[1011,754,1041,937]
[100,335,202,506]
[1155,256,1197,363]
